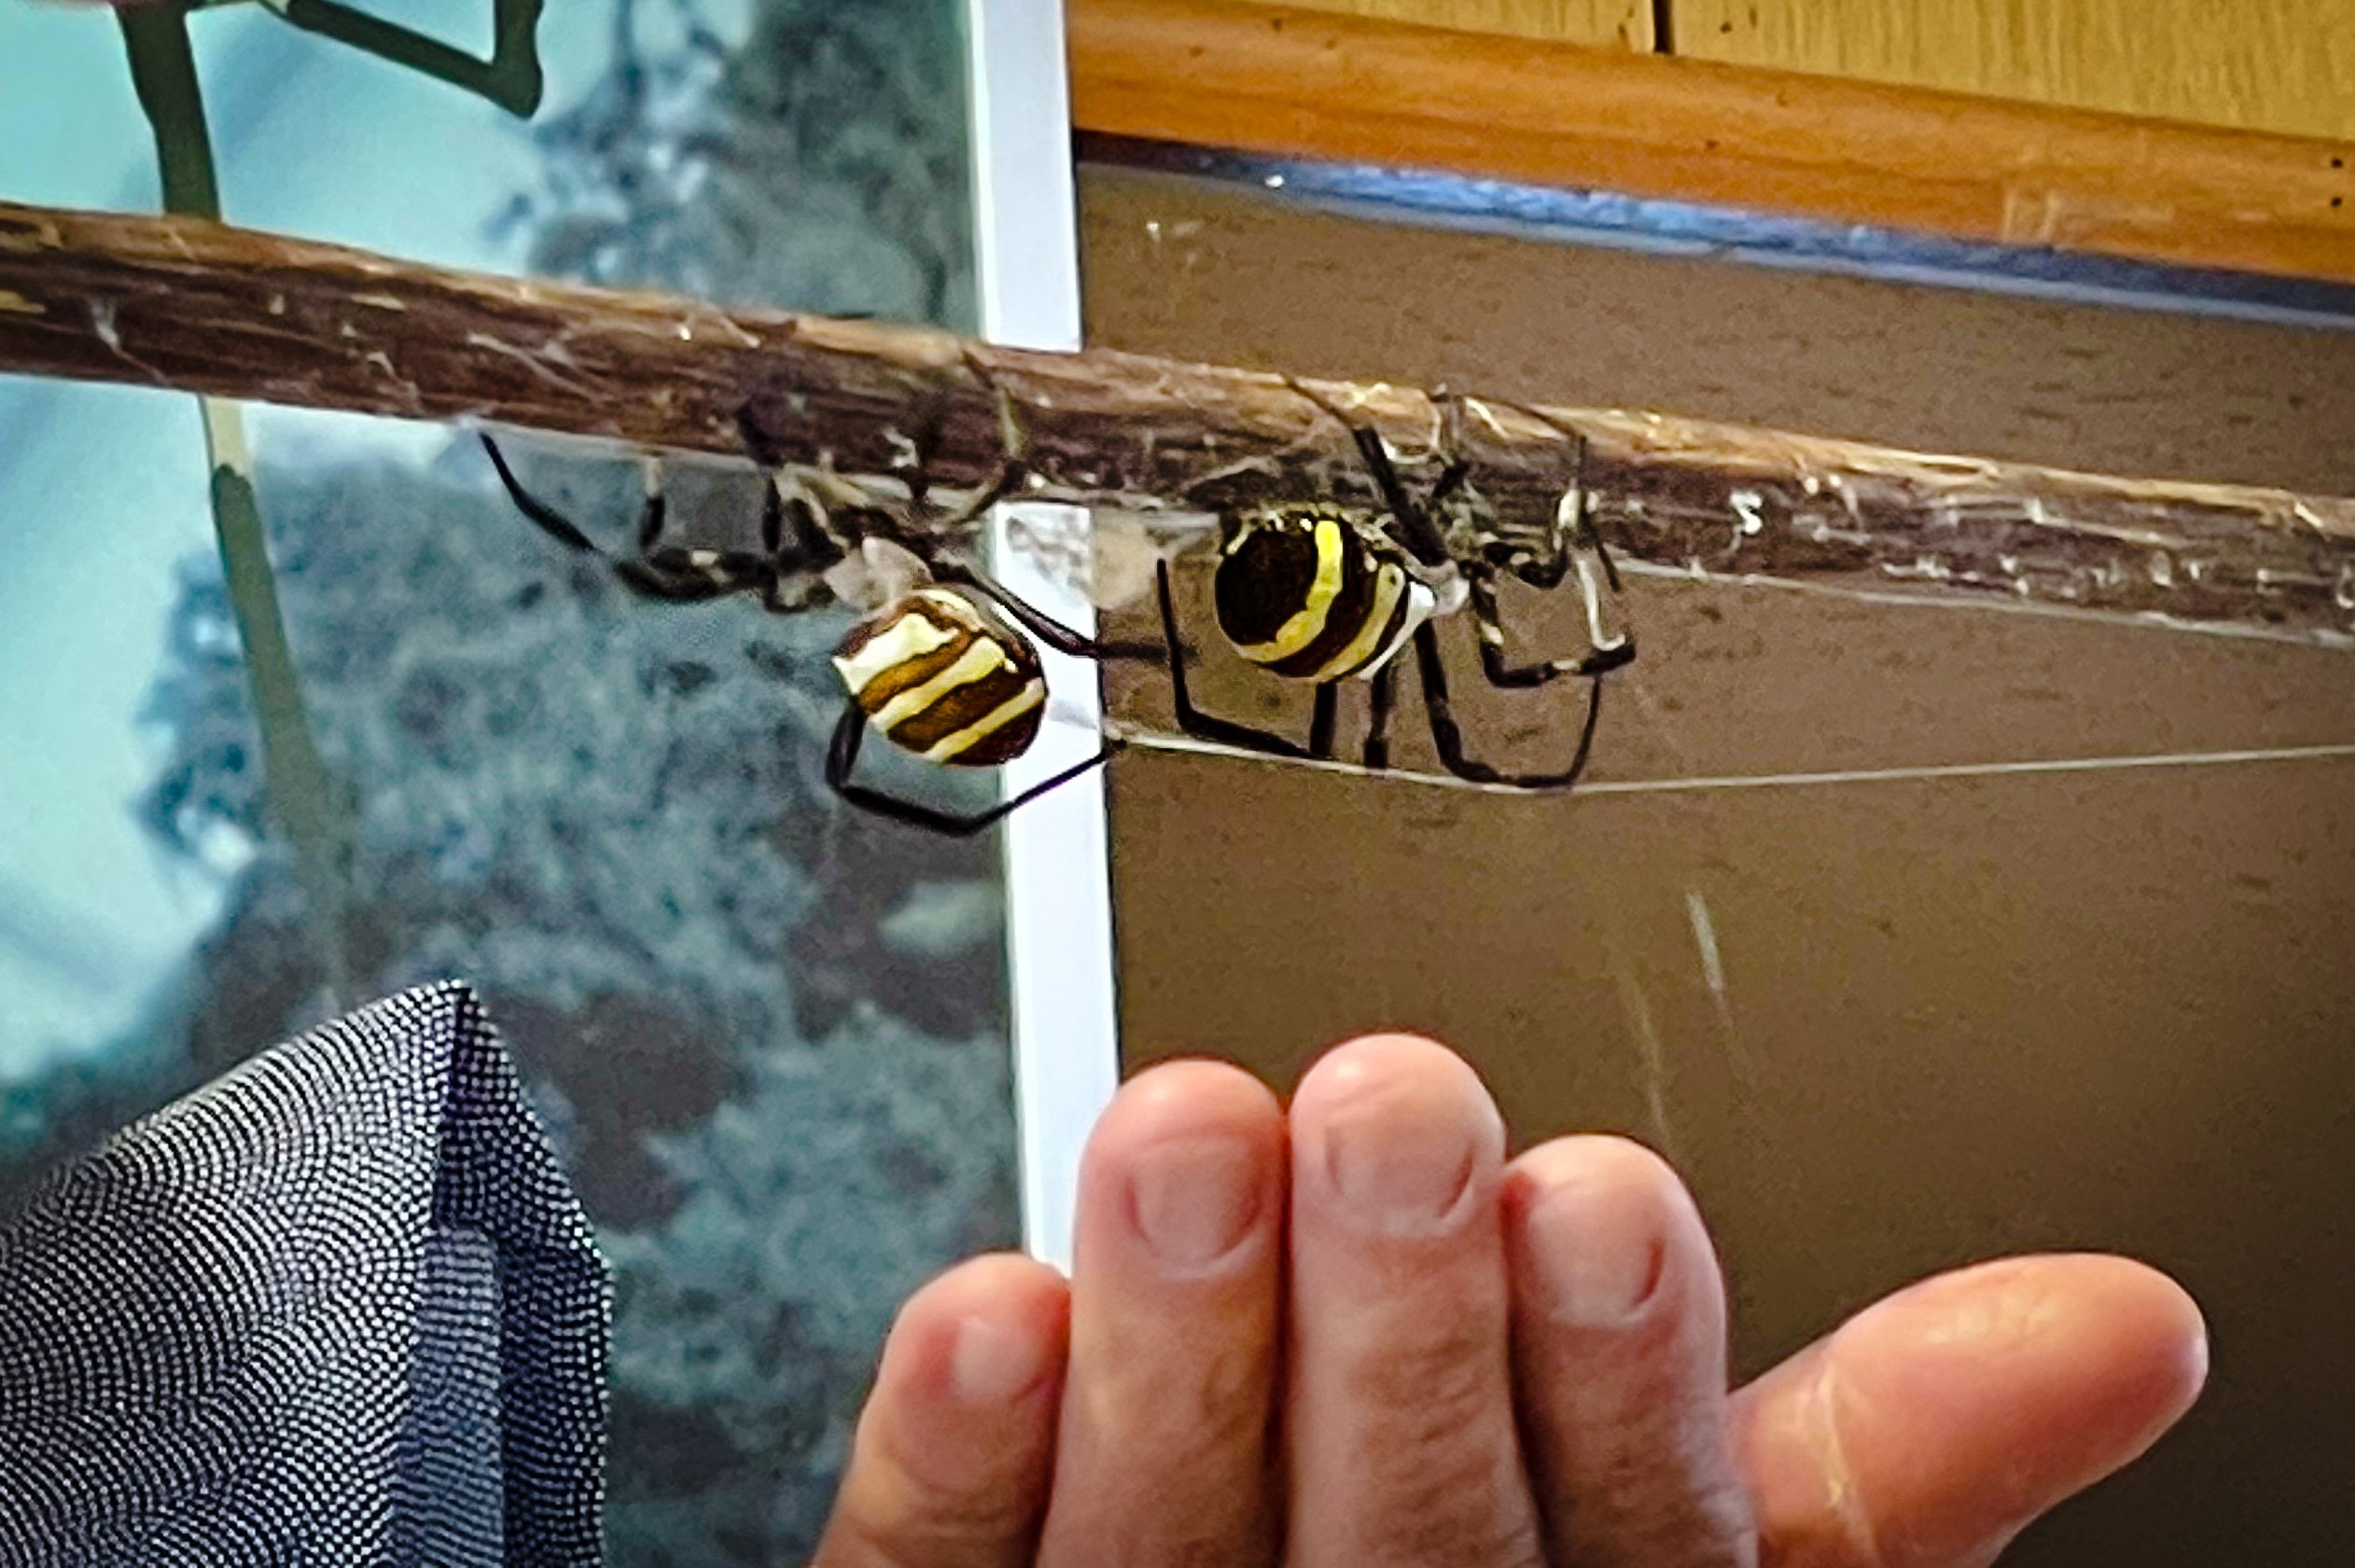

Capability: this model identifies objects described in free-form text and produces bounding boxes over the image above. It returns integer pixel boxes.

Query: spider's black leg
[824,706,1120,838]
[1468,562,1636,687]
[1425,387,1473,511]
[913,377,1169,661]
[1348,423,1453,569]
[1155,561,1313,759]
[1363,657,1400,771]
[1284,374,1453,568]
[1308,683,1340,759]
[1588,525,1625,594]
[481,434,602,554]
[618,550,781,604]
[925,378,1034,537]
[634,456,668,555]
[923,558,1162,662]
[1543,430,1593,588]
[759,473,785,558]
[1413,619,1605,791]
[483,433,779,605]
[762,471,846,566]
[481,433,672,562]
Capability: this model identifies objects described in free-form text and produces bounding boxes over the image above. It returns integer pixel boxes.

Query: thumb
[1731,1253,2208,1568]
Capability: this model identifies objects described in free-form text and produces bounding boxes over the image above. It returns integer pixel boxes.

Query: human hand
[813,1034,2206,1567]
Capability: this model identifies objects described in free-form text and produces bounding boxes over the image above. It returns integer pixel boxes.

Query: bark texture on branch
[4,198,2352,644]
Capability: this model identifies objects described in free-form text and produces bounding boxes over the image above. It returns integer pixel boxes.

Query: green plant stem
[274,0,546,116]
[119,4,353,1009]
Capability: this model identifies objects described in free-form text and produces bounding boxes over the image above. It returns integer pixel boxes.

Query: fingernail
[1317,1071,1496,1234]
[1524,1168,1668,1325]
[1129,1133,1264,1270]
[950,1312,1052,1407]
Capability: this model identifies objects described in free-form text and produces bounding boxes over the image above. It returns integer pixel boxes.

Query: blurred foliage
[7,0,1010,1561]
[497,0,974,326]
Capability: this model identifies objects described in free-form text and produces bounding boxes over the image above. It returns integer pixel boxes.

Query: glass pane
[0,5,1012,1561]
[1081,153,2355,1567]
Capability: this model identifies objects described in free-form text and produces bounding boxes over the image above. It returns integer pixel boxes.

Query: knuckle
[1100,1330,1274,1475]
[858,1419,1038,1543]
[1357,1312,1496,1439]
[1345,1314,1544,1568]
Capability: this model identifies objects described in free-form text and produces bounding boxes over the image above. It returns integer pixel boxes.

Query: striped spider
[479,409,1139,837]
[1155,390,1634,789]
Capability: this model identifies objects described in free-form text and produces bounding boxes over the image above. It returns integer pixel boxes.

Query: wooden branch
[1066,0,2355,289]
[3,198,2353,644]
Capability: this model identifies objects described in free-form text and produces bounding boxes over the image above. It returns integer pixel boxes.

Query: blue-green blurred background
[0,3,1019,1559]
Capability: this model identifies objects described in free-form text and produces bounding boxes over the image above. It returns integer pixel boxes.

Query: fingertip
[1846,1253,2209,1473]
[2056,1253,2210,1419]
[1506,1133,1692,1237]
[1505,1134,1715,1329]
[879,1252,1069,1412]
[817,1254,1069,1567]
[1041,1062,1287,1565]
[1290,1034,1504,1166]
[1505,1135,1750,1565]
[1737,1253,2209,1568]
[1293,1031,1485,1110]
[1084,1056,1282,1165]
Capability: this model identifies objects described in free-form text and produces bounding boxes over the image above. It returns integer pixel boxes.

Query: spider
[1154,389,1635,789]
[478,408,1138,838]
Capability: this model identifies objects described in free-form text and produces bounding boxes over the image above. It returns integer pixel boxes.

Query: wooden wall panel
[1269,0,1651,47]
[1070,0,2355,289]
[1675,0,2355,143]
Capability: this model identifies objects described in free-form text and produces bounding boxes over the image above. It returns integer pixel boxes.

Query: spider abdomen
[1214,506,1423,682]
[831,588,1045,766]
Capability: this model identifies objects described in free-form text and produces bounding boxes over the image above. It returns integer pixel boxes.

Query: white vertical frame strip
[964,0,1119,1275]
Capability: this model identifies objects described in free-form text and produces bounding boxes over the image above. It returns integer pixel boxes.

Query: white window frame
[964,0,1120,1276]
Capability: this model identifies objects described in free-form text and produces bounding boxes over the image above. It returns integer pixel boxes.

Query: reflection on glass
[0,2,1009,1560]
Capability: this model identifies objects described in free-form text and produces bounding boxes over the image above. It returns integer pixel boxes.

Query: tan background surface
[1080,164,2355,1563]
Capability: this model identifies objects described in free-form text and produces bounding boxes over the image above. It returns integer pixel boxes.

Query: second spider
[1155,393,1634,790]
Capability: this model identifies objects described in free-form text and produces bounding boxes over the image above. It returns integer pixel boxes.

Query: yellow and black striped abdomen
[1214,506,1417,682]
[830,588,1045,766]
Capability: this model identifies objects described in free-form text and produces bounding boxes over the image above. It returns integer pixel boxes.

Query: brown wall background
[1080,164,2355,1564]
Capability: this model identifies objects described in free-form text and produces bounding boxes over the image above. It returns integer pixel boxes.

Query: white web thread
[1108,727,2355,797]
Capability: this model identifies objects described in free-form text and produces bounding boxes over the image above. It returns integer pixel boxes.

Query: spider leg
[1468,563,1636,687]
[1364,657,1399,771]
[1155,561,1314,759]
[1308,683,1340,759]
[484,433,784,606]
[824,705,1118,838]
[926,460,1025,534]
[1413,619,1606,791]
[1424,386,1473,511]
[1284,374,1453,569]
[919,558,1158,662]
[1347,422,1453,568]
[634,455,668,554]
[481,434,603,555]
[1427,456,1471,510]
[759,473,785,557]
[1588,524,1625,594]
[620,549,783,603]
[911,374,1164,661]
